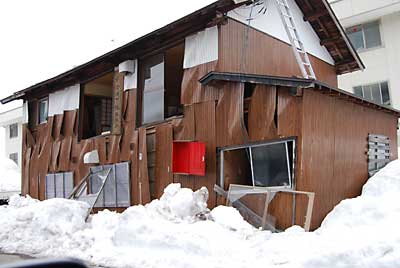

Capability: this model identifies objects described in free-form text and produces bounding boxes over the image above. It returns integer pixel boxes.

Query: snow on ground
[1,160,400,268]
[0,156,21,192]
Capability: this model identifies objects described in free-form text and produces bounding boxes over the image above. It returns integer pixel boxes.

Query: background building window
[38,98,48,124]
[353,81,390,105]
[9,153,18,165]
[346,21,381,51]
[9,123,18,138]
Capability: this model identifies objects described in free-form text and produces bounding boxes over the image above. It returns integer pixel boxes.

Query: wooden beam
[320,36,342,46]
[303,10,329,22]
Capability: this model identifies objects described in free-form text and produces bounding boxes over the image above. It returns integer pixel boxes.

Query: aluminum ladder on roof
[273,0,316,80]
[68,168,112,220]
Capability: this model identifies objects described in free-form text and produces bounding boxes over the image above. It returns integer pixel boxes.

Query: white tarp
[183,26,218,69]
[119,59,138,90]
[48,84,80,116]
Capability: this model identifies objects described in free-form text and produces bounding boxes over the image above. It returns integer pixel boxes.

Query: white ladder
[273,0,316,79]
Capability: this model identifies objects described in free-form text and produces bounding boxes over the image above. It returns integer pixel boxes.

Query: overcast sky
[0,0,215,156]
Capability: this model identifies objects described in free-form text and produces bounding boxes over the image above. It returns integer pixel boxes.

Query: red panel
[173,141,206,176]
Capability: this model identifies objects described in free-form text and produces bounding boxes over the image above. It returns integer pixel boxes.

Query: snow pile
[0,156,21,192]
[1,160,400,268]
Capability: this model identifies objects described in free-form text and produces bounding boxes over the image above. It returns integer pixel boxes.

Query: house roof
[1,0,363,104]
[199,71,400,116]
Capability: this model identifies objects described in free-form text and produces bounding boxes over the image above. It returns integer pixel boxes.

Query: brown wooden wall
[217,18,338,88]
[300,90,398,229]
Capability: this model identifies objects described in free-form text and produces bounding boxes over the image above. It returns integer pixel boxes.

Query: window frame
[353,81,391,106]
[9,153,18,165]
[38,97,49,125]
[137,42,185,127]
[79,70,115,140]
[346,20,382,52]
[218,137,296,190]
[9,123,18,139]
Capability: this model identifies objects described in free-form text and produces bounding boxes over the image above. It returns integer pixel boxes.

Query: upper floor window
[81,72,114,139]
[139,43,184,125]
[9,123,18,138]
[353,81,390,106]
[38,98,48,124]
[346,21,382,51]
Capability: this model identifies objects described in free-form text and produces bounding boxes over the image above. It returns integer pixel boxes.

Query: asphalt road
[0,253,31,266]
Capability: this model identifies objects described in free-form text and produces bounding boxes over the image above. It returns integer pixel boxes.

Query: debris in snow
[1,161,400,268]
[0,156,21,192]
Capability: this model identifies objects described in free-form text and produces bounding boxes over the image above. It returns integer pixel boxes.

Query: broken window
[89,162,130,208]
[45,172,74,199]
[219,138,295,189]
[38,98,48,124]
[139,43,184,125]
[81,72,114,139]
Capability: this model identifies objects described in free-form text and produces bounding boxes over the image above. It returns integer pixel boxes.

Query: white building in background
[329,0,400,109]
[0,106,23,170]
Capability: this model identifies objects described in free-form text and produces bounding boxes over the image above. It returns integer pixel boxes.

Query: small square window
[9,153,18,165]
[9,123,18,138]
[38,98,48,124]
[346,21,381,51]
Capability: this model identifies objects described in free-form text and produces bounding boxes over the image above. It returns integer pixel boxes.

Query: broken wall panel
[155,124,173,198]
[193,101,217,207]
[138,127,151,204]
[248,85,277,141]
[180,61,219,105]
[216,82,248,147]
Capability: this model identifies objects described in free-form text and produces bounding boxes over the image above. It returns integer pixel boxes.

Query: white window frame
[353,81,391,106]
[38,97,49,124]
[219,138,296,190]
[346,20,382,52]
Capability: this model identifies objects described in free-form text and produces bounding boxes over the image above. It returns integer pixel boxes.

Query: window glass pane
[39,99,48,124]
[370,83,382,103]
[251,143,290,187]
[9,153,18,165]
[347,25,364,50]
[381,82,391,105]
[353,86,363,97]
[363,85,373,101]
[9,123,18,138]
[141,54,165,124]
[364,21,381,49]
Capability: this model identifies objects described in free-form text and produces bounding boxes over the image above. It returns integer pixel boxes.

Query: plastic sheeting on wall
[48,84,80,116]
[119,59,138,90]
[45,172,74,199]
[183,26,219,69]
[90,162,130,208]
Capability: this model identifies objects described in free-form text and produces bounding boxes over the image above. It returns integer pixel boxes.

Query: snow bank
[1,161,400,268]
[0,156,21,192]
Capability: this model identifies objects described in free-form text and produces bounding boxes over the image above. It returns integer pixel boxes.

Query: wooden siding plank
[155,124,173,198]
[248,85,277,141]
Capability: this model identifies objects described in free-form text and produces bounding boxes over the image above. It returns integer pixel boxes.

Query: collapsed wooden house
[2,0,399,231]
